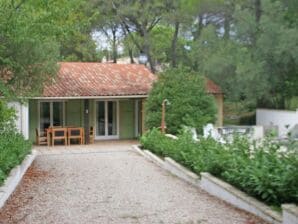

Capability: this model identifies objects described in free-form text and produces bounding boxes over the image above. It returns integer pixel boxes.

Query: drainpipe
[84,99,90,144]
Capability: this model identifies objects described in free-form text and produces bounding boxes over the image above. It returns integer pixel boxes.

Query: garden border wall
[0,150,37,208]
[132,145,298,224]
[200,172,282,224]
[282,204,298,224]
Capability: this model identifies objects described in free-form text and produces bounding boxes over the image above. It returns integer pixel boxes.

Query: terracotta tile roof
[42,62,222,97]
[43,62,157,97]
[206,79,223,94]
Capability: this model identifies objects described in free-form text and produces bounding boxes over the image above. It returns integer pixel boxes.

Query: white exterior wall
[256,109,298,138]
[7,102,29,140]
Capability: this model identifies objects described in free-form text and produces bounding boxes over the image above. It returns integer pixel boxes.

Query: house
[10,62,223,143]
[206,79,224,127]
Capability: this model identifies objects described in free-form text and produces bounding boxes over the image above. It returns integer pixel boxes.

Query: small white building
[256,108,298,138]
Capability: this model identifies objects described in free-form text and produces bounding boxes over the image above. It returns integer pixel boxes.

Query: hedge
[0,131,32,185]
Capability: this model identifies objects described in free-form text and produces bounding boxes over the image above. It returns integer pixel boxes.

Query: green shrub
[140,129,298,207]
[0,100,32,186]
[145,67,216,134]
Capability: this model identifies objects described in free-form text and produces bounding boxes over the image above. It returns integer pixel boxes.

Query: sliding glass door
[96,101,118,139]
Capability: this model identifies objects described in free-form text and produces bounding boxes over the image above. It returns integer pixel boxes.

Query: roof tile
[42,62,222,97]
[43,62,157,97]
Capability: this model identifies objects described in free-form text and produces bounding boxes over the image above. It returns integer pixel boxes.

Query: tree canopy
[0,0,98,98]
[145,67,216,134]
[0,0,297,110]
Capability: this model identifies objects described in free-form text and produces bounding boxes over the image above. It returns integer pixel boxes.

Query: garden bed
[134,143,298,224]
[0,150,37,208]
[139,129,298,223]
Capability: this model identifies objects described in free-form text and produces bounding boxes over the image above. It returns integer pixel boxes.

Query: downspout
[84,99,90,144]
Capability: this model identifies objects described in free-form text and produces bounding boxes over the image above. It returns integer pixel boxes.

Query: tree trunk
[255,0,261,24]
[170,21,180,68]
[193,14,203,40]
[146,49,155,73]
[128,48,135,63]
[121,25,135,64]
[252,0,262,46]
[142,27,156,73]
[223,14,230,40]
[112,28,117,63]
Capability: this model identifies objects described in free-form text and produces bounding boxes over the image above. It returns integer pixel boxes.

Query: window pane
[108,101,117,135]
[40,102,50,132]
[53,102,63,126]
[96,101,105,136]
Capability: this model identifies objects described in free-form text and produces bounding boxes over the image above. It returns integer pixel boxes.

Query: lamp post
[161,99,170,134]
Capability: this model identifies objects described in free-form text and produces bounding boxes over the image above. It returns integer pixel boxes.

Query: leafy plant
[0,100,32,186]
[140,129,298,207]
[145,67,216,135]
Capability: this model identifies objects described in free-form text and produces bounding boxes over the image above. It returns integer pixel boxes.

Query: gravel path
[0,143,268,224]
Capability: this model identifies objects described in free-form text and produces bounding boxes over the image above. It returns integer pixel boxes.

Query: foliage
[0,131,32,185]
[141,129,298,206]
[0,100,31,185]
[0,0,96,98]
[189,0,298,109]
[150,25,188,64]
[0,101,16,133]
[145,67,216,134]
[60,32,100,62]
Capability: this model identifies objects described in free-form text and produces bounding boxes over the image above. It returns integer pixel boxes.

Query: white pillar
[21,103,29,140]
[7,101,29,140]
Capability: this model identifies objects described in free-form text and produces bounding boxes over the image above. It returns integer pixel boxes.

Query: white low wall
[0,150,37,208]
[164,157,200,187]
[7,101,29,140]
[133,145,298,224]
[282,204,298,224]
[200,173,282,224]
[256,109,298,138]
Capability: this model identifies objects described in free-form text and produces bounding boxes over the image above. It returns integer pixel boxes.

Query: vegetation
[1,0,297,109]
[0,101,31,185]
[141,129,298,207]
[145,67,216,134]
[89,0,298,111]
[0,0,99,98]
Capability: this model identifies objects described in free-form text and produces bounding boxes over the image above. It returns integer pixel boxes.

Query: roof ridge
[58,62,146,66]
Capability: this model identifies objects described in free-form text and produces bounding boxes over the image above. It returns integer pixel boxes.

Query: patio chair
[51,128,67,146]
[67,127,84,145]
[35,128,47,145]
[89,126,94,144]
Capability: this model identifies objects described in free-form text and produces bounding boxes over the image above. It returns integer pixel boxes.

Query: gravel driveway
[0,142,268,224]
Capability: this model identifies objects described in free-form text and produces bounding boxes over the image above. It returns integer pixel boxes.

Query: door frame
[94,100,120,140]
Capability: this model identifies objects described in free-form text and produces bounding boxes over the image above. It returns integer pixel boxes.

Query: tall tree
[92,0,169,72]
[0,0,93,97]
[189,0,298,109]
[91,1,123,63]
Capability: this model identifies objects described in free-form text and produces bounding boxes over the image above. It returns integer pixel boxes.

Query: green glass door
[96,101,118,139]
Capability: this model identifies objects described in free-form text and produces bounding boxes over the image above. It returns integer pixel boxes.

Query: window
[39,101,65,132]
